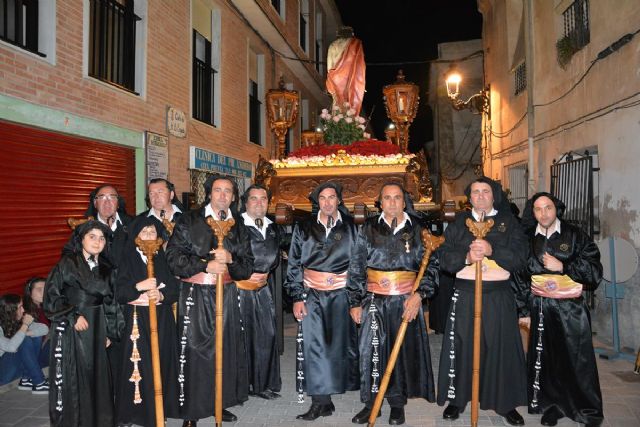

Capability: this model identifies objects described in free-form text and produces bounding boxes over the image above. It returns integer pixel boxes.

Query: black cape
[284,214,359,396]
[347,214,436,406]
[44,253,123,427]
[166,207,254,419]
[436,210,528,414]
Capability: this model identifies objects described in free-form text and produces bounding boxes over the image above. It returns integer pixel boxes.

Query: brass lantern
[383,70,419,153]
[266,76,299,158]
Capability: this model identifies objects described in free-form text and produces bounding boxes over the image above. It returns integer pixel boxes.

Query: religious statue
[326,26,366,116]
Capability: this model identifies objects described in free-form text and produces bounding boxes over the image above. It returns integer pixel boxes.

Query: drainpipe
[524,0,536,195]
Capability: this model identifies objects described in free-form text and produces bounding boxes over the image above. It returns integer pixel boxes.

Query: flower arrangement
[320,102,370,146]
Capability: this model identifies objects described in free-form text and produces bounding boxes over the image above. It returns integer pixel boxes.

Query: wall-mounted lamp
[445,67,490,119]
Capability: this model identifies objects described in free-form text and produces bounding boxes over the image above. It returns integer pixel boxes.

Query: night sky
[333,0,482,152]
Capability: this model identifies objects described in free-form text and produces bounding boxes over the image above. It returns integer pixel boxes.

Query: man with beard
[237,184,283,400]
[437,177,528,426]
[519,193,603,427]
[348,182,436,426]
[284,181,359,420]
[166,174,254,427]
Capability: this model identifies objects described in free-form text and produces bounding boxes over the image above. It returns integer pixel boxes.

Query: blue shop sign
[189,146,253,178]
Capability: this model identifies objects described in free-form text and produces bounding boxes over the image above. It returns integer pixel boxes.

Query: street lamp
[266,76,299,158]
[445,67,491,119]
[383,70,419,153]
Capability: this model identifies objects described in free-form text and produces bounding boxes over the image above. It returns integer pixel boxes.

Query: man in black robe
[237,184,282,400]
[347,182,435,425]
[284,181,359,420]
[166,174,254,427]
[437,177,528,426]
[518,193,603,427]
[138,178,184,240]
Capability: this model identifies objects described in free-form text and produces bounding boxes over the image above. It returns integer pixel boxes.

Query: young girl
[115,217,180,426]
[0,294,49,393]
[44,220,123,427]
[24,277,50,326]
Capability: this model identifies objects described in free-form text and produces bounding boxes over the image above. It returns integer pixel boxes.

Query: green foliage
[556,36,579,69]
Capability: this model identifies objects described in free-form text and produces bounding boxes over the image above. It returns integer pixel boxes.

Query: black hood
[521,192,566,234]
[374,181,420,217]
[70,219,111,254]
[464,176,511,214]
[308,181,351,217]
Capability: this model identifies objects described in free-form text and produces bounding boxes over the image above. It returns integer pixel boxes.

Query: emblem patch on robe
[497,223,506,232]
[559,243,569,252]
[334,233,342,241]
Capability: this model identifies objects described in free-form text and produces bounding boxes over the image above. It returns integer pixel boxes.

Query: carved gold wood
[67,216,94,230]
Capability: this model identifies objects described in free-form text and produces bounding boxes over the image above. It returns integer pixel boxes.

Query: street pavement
[1,316,639,427]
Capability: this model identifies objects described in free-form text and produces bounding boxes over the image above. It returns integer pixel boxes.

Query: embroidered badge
[380,277,391,288]
[497,223,506,232]
[326,276,335,286]
[544,280,558,291]
[334,233,342,241]
[559,243,569,252]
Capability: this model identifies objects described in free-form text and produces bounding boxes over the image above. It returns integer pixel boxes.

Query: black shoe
[389,407,405,425]
[254,389,281,400]
[222,409,237,422]
[501,409,525,426]
[351,406,381,424]
[182,421,197,427]
[540,408,559,426]
[443,405,460,420]
[296,403,333,420]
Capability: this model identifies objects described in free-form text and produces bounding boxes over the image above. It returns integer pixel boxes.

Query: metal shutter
[0,120,136,294]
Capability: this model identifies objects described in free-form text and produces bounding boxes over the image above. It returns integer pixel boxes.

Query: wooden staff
[135,236,166,427]
[159,210,178,321]
[465,216,494,427]
[367,229,445,427]
[67,216,94,230]
[206,215,235,427]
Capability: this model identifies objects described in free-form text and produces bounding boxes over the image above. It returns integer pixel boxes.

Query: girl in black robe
[519,193,603,427]
[115,217,180,426]
[45,220,123,427]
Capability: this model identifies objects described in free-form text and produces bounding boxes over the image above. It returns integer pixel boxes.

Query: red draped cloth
[326,38,366,116]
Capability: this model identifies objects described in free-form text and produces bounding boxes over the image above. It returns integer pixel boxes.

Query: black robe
[284,215,359,397]
[44,253,123,427]
[347,215,436,406]
[437,210,528,414]
[115,246,180,426]
[238,220,283,394]
[166,208,254,420]
[521,221,603,425]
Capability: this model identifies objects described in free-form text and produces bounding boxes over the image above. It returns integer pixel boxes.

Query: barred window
[563,0,590,50]
[0,0,43,56]
[514,62,526,96]
[192,30,216,126]
[89,0,140,93]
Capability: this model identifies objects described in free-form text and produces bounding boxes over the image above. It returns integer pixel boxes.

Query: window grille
[192,30,216,126]
[299,13,307,52]
[563,0,590,50]
[249,80,262,145]
[0,0,43,56]
[514,62,526,96]
[89,0,140,93]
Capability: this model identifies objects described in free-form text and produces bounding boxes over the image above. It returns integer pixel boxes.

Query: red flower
[289,139,400,158]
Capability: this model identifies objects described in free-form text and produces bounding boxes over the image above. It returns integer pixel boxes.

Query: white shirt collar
[97,212,122,231]
[535,219,561,237]
[136,247,148,264]
[379,212,411,234]
[147,204,182,221]
[86,255,99,269]
[471,208,498,222]
[242,212,272,239]
[204,204,233,221]
[317,211,342,237]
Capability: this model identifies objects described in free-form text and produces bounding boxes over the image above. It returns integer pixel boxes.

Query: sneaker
[18,378,33,391]
[32,380,49,395]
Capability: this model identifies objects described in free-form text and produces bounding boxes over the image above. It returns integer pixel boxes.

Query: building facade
[0,0,340,293]
[478,0,640,348]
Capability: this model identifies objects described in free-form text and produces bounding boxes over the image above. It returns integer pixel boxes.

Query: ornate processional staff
[465,216,494,427]
[367,229,445,427]
[206,214,235,427]
[134,236,166,427]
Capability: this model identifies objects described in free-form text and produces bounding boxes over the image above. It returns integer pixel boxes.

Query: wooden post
[367,229,445,427]
[465,217,494,427]
[134,236,166,427]
[206,216,235,427]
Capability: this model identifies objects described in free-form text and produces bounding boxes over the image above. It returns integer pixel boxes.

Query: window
[563,0,590,50]
[89,0,140,93]
[315,11,323,74]
[0,0,44,56]
[514,61,526,95]
[193,30,216,126]
[249,80,261,145]
[271,0,285,20]
[299,0,309,53]
[506,162,528,215]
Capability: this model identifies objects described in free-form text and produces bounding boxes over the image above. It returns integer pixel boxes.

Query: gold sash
[531,274,583,299]
[366,269,416,295]
[236,272,269,291]
[456,258,511,281]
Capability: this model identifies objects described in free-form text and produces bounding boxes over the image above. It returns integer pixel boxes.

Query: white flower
[347,108,356,117]
[343,102,351,108]
[333,116,340,122]
[358,124,365,130]
[321,108,329,114]
[357,116,366,124]
[345,117,353,123]
[333,105,340,111]
[363,132,371,139]
[337,114,344,119]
